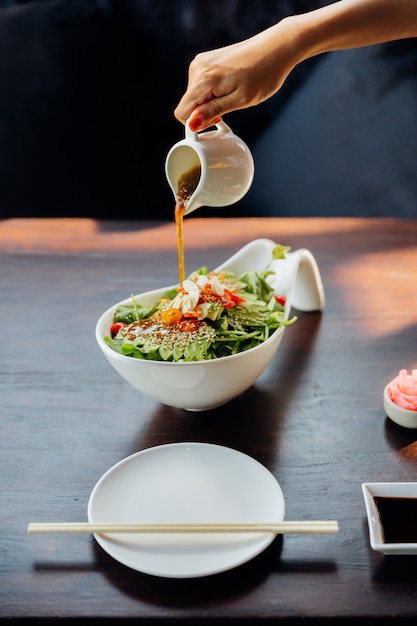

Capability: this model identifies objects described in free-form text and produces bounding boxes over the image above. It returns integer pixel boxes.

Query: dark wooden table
[1,217,417,624]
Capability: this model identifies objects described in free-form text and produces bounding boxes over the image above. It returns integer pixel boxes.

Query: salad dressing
[105,243,296,362]
[175,165,201,284]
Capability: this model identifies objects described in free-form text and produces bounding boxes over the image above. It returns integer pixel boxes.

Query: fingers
[173,36,268,131]
[174,83,225,131]
[174,49,237,130]
[188,111,222,132]
[174,95,223,131]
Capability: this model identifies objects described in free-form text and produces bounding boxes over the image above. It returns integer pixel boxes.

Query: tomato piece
[110,322,126,338]
[161,308,183,326]
[275,295,286,306]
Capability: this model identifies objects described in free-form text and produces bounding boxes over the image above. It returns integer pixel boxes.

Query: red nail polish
[189,114,204,132]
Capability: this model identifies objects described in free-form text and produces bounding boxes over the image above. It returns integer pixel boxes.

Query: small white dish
[88,442,285,578]
[383,384,417,429]
[362,482,417,554]
[95,238,325,411]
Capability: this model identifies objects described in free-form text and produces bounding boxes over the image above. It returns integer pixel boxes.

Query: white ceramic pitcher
[165,120,254,215]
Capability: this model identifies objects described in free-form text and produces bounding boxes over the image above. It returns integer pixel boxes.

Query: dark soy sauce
[374,496,417,543]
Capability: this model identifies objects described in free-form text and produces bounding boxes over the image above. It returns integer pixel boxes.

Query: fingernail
[189,114,205,132]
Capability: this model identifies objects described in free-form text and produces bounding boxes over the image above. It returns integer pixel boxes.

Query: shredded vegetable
[104,245,296,362]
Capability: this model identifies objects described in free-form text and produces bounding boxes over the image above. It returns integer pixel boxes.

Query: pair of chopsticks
[27,520,339,535]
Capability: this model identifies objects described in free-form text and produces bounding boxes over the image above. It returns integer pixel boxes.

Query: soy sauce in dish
[374,496,417,543]
[174,165,201,284]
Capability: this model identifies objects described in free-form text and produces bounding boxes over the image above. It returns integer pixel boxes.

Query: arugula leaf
[239,270,274,302]
[271,244,291,260]
[113,302,157,324]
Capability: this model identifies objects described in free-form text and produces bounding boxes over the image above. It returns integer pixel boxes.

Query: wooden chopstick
[28,521,339,535]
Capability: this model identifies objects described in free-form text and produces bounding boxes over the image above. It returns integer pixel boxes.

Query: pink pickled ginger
[388,369,417,411]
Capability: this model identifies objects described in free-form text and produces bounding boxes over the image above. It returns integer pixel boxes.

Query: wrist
[283,12,336,65]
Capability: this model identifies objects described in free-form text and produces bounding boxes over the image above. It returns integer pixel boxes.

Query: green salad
[104,244,296,362]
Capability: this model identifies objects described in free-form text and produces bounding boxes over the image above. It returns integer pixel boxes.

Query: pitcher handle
[185,118,232,141]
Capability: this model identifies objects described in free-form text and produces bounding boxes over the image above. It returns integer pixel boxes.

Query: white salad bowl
[95,238,325,411]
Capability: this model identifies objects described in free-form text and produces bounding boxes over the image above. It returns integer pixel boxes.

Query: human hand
[175,0,417,132]
[174,23,297,132]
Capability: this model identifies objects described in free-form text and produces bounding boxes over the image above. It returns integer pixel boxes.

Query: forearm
[174,0,417,130]
[286,0,417,65]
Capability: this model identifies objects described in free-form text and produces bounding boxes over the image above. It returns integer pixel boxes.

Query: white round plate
[88,442,285,578]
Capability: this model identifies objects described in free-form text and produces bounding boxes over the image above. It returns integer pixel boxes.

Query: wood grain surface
[1,217,417,623]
